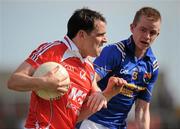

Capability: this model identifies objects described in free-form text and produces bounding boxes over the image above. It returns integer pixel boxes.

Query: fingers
[116,77,126,86]
[95,99,107,111]
[57,85,69,94]
[87,92,107,113]
[50,65,60,74]
[45,65,60,78]
[103,76,128,99]
[113,78,126,93]
[110,76,127,87]
[56,77,70,94]
[46,65,70,87]
[57,84,69,91]
[59,76,70,85]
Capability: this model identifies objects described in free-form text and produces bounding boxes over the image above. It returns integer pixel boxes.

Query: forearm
[77,76,125,122]
[102,85,123,101]
[78,91,106,122]
[102,90,114,102]
[78,90,119,122]
[135,102,150,129]
[7,73,41,91]
[77,105,93,123]
[135,109,150,129]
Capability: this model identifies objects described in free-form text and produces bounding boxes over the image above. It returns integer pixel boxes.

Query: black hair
[67,8,106,39]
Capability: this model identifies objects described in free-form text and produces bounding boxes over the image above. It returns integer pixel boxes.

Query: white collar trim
[62,35,87,63]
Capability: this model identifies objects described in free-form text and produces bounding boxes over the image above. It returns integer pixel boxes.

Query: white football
[33,62,70,100]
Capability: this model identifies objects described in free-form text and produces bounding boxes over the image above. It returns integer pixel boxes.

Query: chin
[90,49,101,57]
[91,54,98,57]
[90,52,99,57]
[96,50,102,57]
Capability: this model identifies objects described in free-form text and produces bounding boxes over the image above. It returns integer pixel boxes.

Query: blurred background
[0,0,180,128]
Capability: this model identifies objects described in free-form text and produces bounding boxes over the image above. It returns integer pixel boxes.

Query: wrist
[32,76,44,91]
[102,90,114,102]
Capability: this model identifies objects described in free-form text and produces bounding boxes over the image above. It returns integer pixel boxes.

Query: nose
[144,31,151,40]
[103,36,108,43]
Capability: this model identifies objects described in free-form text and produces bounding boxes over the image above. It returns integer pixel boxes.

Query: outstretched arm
[7,62,40,91]
[77,73,104,122]
[77,75,127,122]
[7,61,69,94]
[135,99,150,129]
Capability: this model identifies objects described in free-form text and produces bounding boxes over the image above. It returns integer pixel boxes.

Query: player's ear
[77,30,86,39]
[130,23,135,33]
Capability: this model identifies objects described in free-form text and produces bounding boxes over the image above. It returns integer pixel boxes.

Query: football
[33,62,70,100]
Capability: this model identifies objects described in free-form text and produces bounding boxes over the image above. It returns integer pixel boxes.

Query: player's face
[83,20,107,57]
[131,15,161,51]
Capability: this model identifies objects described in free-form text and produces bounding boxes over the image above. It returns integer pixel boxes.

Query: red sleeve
[25,41,67,68]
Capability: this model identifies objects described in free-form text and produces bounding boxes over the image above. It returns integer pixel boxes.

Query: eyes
[139,27,159,37]
[96,32,106,37]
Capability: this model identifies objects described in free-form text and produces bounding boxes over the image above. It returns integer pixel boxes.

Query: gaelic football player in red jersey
[8,8,126,129]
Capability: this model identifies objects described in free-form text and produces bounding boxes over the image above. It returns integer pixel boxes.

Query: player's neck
[135,48,146,59]
[72,38,87,58]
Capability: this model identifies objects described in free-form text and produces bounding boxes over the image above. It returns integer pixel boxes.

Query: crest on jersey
[143,72,152,84]
[80,70,87,81]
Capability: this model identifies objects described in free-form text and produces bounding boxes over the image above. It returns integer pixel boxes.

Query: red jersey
[25,36,95,129]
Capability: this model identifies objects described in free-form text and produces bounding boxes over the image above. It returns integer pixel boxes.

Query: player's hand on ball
[33,62,70,100]
[102,76,127,101]
[42,66,70,91]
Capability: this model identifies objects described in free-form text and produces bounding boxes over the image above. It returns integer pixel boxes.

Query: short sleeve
[93,44,123,79]
[137,67,159,102]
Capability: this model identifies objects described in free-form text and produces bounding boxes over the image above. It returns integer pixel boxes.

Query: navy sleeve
[137,67,159,102]
[93,44,122,79]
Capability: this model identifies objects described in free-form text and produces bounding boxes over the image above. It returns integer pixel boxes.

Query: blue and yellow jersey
[89,36,159,129]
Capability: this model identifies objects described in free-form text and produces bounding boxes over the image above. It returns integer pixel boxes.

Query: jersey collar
[62,35,87,63]
[126,35,155,60]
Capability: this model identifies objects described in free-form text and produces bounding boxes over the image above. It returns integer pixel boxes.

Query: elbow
[7,76,16,90]
[7,78,13,90]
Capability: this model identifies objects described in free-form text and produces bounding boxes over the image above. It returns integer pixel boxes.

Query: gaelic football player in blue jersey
[78,7,161,129]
